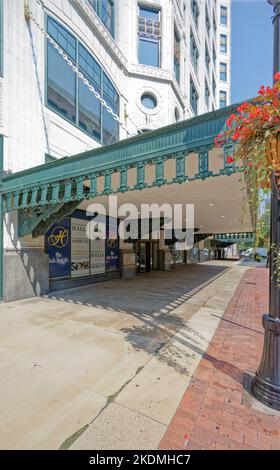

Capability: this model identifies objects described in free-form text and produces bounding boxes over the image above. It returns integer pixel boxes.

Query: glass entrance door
[139,242,147,273]
[137,241,159,273]
[151,241,159,270]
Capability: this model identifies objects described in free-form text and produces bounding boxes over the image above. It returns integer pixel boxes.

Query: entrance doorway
[137,241,159,273]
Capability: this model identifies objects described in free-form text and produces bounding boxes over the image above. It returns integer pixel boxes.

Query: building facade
[0,0,240,302]
[0,0,231,173]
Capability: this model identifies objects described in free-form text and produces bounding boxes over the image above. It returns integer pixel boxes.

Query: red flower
[232,131,240,142]
[227,156,234,164]
[214,133,224,147]
[274,72,280,81]
[247,162,253,167]
[226,114,236,128]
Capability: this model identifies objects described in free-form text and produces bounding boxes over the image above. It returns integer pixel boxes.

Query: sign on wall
[105,219,119,271]
[45,219,71,279]
[90,238,105,275]
[46,213,120,279]
[71,218,90,277]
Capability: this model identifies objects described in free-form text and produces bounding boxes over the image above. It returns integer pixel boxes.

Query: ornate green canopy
[0,104,242,237]
[1,105,238,209]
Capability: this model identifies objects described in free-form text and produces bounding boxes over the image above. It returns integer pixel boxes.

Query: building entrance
[137,241,159,273]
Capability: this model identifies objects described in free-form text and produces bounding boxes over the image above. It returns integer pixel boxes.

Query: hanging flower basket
[215,73,280,193]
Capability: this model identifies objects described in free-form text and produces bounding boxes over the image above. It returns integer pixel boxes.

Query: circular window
[141,93,157,110]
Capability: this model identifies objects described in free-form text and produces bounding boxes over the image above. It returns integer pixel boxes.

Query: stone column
[3,211,49,301]
[120,238,136,280]
[158,230,172,271]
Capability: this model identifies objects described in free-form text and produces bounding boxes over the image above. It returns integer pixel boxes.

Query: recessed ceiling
[79,173,253,235]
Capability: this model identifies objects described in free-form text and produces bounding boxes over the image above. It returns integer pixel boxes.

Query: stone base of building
[49,271,120,292]
[3,249,49,302]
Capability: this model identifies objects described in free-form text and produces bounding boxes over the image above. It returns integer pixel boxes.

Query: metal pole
[251,0,280,410]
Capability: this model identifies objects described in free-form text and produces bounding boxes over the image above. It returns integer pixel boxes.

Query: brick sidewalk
[159,268,280,450]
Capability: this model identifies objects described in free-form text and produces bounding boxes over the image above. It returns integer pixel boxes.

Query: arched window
[46,16,119,145]
[174,107,180,122]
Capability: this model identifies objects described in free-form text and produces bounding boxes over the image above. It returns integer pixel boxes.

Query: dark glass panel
[47,43,76,122]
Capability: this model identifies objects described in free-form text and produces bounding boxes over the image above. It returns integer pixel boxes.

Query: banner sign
[105,238,119,271]
[71,218,90,277]
[90,238,105,274]
[106,219,119,271]
[45,218,71,279]
[45,214,120,279]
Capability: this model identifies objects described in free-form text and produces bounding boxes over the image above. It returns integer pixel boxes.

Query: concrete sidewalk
[0,262,246,450]
[159,267,280,450]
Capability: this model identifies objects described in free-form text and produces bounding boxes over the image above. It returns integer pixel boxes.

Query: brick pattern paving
[159,268,280,450]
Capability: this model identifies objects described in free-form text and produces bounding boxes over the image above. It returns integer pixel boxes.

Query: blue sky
[231,0,273,103]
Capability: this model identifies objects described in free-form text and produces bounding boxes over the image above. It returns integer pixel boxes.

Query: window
[205,6,210,34]
[138,5,161,68]
[213,42,216,68]
[103,72,119,144]
[47,17,76,123]
[220,6,227,25]
[220,34,227,53]
[213,13,217,33]
[190,30,199,72]
[212,73,216,100]
[205,43,210,72]
[46,16,119,144]
[101,0,114,35]
[87,0,115,37]
[205,80,210,109]
[190,77,198,115]
[174,107,180,122]
[220,62,227,81]
[78,44,102,140]
[141,93,157,109]
[191,0,199,28]
[174,28,180,83]
[219,90,227,108]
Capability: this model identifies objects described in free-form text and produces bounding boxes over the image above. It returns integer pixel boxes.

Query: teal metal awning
[0,104,239,213]
[0,103,254,239]
[213,232,255,243]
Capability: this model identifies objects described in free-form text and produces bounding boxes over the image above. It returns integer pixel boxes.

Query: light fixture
[209,203,214,206]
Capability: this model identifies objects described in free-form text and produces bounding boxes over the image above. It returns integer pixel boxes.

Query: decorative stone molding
[70,0,127,68]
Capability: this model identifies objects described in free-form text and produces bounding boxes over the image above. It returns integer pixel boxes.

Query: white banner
[71,218,90,277]
[90,238,105,275]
